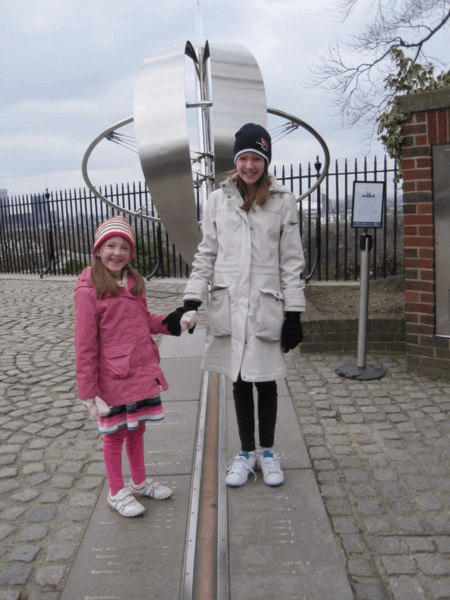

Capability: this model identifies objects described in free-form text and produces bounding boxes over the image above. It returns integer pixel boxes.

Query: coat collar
[220,174,281,197]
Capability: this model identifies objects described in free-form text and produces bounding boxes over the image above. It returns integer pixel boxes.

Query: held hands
[180,311,198,333]
[162,300,202,336]
[281,312,303,353]
[81,396,110,417]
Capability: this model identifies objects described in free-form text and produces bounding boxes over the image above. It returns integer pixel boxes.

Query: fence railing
[0,156,402,281]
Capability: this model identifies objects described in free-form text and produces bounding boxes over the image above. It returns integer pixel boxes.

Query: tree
[377,48,450,177]
[310,0,450,148]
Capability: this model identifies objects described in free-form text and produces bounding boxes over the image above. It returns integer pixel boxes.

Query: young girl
[74,216,194,517]
[163,123,305,488]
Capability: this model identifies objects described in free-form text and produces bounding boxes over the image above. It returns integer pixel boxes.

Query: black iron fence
[0,156,402,281]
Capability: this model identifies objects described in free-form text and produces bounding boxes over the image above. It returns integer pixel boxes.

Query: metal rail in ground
[180,371,228,600]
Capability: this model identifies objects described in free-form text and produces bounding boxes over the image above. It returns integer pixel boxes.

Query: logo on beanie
[256,137,269,153]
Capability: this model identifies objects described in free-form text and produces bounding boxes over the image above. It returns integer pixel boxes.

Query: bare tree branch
[310,0,450,148]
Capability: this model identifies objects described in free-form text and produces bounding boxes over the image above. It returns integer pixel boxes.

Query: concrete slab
[227,470,354,600]
[119,401,199,477]
[226,396,311,470]
[159,328,205,359]
[159,357,203,401]
[60,475,191,600]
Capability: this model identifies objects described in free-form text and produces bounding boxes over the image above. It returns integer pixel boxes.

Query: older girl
[164,123,305,488]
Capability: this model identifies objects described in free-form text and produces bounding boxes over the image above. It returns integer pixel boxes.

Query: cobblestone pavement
[0,277,195,600]
[286,353,450,600]
[1,277,450,600]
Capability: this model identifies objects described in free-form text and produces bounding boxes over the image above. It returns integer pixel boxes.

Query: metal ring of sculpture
[82,41,330,267]
[81,108,329,216]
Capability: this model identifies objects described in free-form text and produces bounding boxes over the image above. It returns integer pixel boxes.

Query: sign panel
[351,181,385,228]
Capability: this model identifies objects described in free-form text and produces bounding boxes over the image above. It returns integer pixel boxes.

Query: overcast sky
[1,0,440,198]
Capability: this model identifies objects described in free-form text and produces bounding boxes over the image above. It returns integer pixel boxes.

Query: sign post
[336,181,386,381]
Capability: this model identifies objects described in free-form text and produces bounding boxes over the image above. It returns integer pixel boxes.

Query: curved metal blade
[134,41,202,267]
[208,42,267,186]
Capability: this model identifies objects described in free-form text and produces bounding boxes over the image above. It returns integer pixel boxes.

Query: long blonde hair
[90,256,145,299]
[227,162,271,211]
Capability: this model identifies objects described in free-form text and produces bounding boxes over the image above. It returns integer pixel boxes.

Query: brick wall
[397,89,450,381]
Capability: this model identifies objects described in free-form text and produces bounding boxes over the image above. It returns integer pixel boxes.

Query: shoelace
[260,452,281,474]
[226,454,257,481]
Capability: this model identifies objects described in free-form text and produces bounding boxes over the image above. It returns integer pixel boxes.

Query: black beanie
[233,123,272,165]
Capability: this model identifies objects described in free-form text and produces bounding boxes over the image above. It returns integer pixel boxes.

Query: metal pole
[357,230,371,368]
[335,228,385,381]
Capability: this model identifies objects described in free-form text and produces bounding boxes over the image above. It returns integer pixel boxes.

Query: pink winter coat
[74,267,170,405]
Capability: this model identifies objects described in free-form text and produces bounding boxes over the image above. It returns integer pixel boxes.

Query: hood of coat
[75,267,94,291]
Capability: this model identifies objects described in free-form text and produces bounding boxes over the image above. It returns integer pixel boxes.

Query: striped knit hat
[92,216,135,260]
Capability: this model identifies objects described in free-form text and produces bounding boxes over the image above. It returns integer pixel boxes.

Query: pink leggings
[102,422,147,496]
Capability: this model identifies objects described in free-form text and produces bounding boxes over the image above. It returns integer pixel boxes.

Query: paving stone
[414,493,443,511]
[348,558,374,576]
[416,556,450,575]
[34,565,66,585]
[343,469,369,483]
[53,525,83,541]
[0,507,27,520]
[436,538,450,553]
[22,463,45,475]
[40,491,65,503]
[0,468,17,479]
[18,524,49,542]
[332,517,359,533]
[0,524,18,542]
[8,544,41,562]
[382,556,416,575]
[341,535,365,554]
[45,544,76,561]
[10,488,40,503]
[363,517,391,533]
[27,473,50,486]
[425,577,450,599]
[50,475,74,489]
[27,505,59,524]
[427,515,450,534]
[369,536,405,554]
[0,590,21,600]
[76,476,103,490]
[353,582,389,600]
[0,564,32,585]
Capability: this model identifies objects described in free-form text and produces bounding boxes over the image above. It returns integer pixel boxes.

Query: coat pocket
[255,288,284,342]
[207,287,232,337]
[103,343,134,379]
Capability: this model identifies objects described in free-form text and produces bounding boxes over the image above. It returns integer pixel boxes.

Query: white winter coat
[184,175,306,383]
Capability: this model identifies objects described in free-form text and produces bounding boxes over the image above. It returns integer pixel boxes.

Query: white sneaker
[226,451,257,487]
[107,488,145,517]
[258,449,284,487]
[129,478,173,500]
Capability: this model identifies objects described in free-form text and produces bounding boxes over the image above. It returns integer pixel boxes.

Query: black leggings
[232,375,277,452]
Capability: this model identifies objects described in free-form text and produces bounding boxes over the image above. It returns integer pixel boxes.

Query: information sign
[351,181,385,228]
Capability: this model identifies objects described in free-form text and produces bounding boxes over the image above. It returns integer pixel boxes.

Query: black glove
[162,300,202,336]
[281,312,303,353]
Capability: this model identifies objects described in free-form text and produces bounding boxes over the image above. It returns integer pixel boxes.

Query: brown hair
[227,161,271,211]
[90,257,146,299]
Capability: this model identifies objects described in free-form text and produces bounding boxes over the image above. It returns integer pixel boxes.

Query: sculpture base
[335,364,386,381]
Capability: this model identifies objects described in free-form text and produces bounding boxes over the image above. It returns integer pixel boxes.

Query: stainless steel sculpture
[82,40,330,267]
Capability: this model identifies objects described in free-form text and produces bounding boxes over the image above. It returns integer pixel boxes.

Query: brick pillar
[397,89,450,381]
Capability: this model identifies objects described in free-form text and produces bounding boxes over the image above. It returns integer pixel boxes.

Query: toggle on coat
[183,175,306,383]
